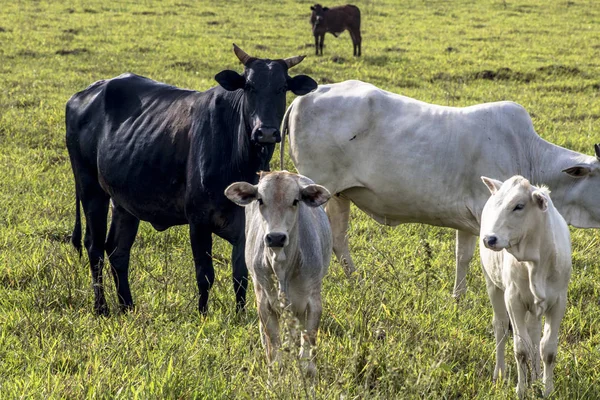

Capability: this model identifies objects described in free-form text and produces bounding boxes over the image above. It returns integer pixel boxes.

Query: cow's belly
[341,186,480,234]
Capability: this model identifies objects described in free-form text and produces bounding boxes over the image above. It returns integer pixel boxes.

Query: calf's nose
[483,235,498,248]
[253,127,281,144]
[265,232,287,248]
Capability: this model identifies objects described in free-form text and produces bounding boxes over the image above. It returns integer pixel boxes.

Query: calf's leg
[190,224,214,315]
[454,230,477,299]
[256,288,281,365]
[506,291,532,399]
[483,271,509,381]
[326,195,356,277]
[105,203,140,312]
[319,34,325,55]
[526,311,542,381]
[541,295,566,397]
[300,293,323,377]
[314,34,319,56]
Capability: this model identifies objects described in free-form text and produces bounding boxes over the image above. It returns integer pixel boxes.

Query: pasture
[1,0,600,398]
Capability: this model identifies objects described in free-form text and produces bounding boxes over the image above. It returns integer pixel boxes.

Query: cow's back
[288,80,539,234]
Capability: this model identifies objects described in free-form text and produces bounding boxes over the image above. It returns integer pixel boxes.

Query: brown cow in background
[310,4,362,57]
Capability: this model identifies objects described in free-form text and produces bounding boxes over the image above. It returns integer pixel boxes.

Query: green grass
[1,0,600,398]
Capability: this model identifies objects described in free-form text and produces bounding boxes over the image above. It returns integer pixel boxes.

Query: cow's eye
[292,199,299,206]
[257,198,264,205]
[513,204,524,211]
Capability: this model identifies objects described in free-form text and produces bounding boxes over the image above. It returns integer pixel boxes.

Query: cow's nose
[253,127,281,144]
[265,232,287,248]
[483,235,498,248]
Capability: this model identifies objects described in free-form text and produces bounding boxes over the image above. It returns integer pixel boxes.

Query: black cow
[310,4,362,57]
[66,44,317,316]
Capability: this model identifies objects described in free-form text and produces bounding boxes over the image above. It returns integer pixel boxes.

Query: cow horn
[595,143,600,161]
[283,55,306,69]
[233,43,252,65]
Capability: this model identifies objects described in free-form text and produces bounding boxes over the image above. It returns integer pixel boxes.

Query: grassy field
[1,0,600,398]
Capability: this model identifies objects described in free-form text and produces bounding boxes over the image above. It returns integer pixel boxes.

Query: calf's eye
[257,198,264,205]
[513,204,524,211]
[292,199,299,206]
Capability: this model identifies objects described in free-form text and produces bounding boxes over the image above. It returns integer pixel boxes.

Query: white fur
[479,175,571,398]
[284,80,599,298]
[225,171,332,376]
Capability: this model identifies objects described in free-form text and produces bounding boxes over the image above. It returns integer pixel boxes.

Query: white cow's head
[557,143,600,228]
[480,175,551,252]
[225,171,330,252]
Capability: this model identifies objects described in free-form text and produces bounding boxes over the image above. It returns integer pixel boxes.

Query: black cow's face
[310,4,329,28]
[215,45,318,145]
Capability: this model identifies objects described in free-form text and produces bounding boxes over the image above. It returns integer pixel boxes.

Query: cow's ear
[300,184,331,207]
[215,70,246,91]
[532,190,549,212]
[481,176,503,195]
[288,75,318,95]
[323,7,329,11]
[225,182,258,206]
[562,164,592,178]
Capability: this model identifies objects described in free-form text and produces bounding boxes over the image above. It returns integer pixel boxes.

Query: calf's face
[310,4,329,32]
[480,176,549,251]
[225,172,330,250]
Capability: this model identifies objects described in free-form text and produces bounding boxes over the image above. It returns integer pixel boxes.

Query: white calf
[479,175,572,398]
[225,171,332,376]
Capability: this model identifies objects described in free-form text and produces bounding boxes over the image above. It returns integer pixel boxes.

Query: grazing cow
[282,80,600,299]
[225,171,332,376]
[66,44,317,316]
[480,176,571,398]
[310,4,361,57]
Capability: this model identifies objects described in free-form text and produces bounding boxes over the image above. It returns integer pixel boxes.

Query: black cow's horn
[283,55,306,69]
[233,43,252,65]
[595,143,600,161]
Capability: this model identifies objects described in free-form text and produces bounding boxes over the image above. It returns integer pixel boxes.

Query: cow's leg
[319,34,325,55]
[541,295,566,397]
[314,34,319,56]
[356,31,362,57]
[190,223,214,315]
[325,195,356,277]
[231,239,248,313]
[300,293,322,378]
[506,291,531,399]
[483,271,509,382]
[526,311,542,382]
[81,188,110,316]
[454,230,477,300]
[105,203,140,312]
[350,29,361,57]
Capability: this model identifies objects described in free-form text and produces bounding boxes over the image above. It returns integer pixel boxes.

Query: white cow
[282,80,599,298]
[225,171,332,376]
[479,175,571,398]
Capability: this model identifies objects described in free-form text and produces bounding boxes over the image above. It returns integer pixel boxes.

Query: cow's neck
[217,89,267,181]
[528,137,593,220]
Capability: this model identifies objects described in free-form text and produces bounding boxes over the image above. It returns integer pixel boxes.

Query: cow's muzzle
[265,232,288,248]
[483,235,498,250]
[252,126,281,144]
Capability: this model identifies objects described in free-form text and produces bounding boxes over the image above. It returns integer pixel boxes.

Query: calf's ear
[225,182,258,206]
[288,75,318,95]
[532,190,549,212]
[300,184,331,207]
[562,164,592,178]
[215,70,246,91]
[323,7,329,11]
[310,5,315,10]
[481,176,503,195]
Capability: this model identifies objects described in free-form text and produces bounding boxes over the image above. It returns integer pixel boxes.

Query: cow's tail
[280,101,294,170]
[71,189,83,257]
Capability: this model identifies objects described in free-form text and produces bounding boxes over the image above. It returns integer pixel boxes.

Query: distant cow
[480,176,571,398]
[282,80,600,300]
[310,4,361,57]
[225,171,332,376]
[66,44,317,316]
